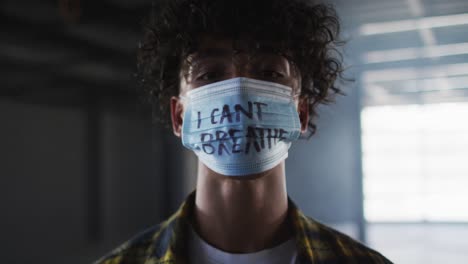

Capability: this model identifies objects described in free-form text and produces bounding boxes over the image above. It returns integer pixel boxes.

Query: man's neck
[192,161,292,253]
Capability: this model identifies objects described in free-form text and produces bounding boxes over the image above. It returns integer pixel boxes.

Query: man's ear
[298,96,309,133]
[170,96,184,137]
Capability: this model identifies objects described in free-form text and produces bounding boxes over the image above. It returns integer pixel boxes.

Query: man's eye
[261,70,284,79]
[196,72,221,81]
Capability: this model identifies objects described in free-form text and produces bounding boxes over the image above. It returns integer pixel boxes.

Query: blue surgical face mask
[180,77,301,176]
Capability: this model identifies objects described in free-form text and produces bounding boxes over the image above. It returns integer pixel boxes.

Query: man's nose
[230,53,253,78]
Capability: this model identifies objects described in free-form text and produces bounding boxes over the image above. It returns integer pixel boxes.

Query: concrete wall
[0,98,168,264]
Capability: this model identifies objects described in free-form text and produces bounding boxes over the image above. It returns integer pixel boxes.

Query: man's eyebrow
[189,49,232,61]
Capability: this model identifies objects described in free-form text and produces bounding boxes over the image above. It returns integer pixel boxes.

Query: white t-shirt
[188,227,297,264]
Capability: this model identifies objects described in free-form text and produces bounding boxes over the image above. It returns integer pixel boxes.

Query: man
[95,0,392,263]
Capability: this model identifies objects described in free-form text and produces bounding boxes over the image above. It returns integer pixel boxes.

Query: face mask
[180,77,301,176]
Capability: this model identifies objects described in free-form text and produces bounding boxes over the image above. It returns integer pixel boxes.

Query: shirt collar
[150,191,318,264]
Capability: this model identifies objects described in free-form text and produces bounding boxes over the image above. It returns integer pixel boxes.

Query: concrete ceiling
[2,0,468,107]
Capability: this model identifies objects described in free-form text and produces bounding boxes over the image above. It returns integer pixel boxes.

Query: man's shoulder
[94,193,194,264]
[299,215,393,263]
[93,224,166,264]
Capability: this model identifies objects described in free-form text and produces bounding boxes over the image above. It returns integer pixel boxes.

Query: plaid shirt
[95,192,392,264]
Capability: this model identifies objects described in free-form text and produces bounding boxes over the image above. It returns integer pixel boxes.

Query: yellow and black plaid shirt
[95,192,392,264]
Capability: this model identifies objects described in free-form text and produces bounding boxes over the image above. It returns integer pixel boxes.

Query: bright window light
[362,42,468,64]
[359,13,468,36]
[362,63,468,83]
[362,103,468,222]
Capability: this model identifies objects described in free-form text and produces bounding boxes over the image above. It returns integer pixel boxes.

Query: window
[362,103,468,222]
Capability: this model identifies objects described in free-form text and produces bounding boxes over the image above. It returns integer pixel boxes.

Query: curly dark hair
[137,0,345,135]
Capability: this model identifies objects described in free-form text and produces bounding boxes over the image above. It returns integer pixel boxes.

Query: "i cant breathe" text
[194,101,289,155]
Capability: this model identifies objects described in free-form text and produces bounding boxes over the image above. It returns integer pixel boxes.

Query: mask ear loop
[179,95,187,102]
[291,79,307,101]
[294,76,310,140]
[178,95,189,119]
